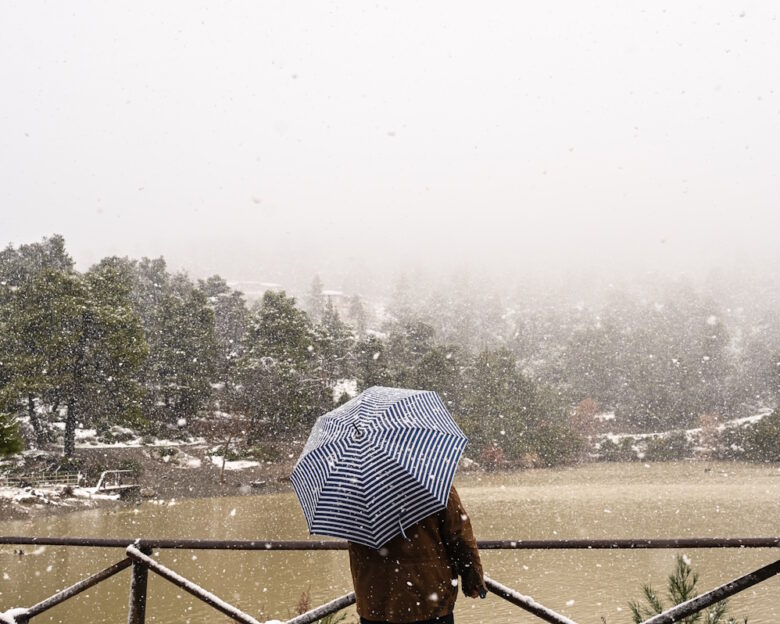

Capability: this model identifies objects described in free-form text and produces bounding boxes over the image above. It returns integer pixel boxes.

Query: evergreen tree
[459,348,529,454]
[413,345,462,409]
[629,554,746,624]
[0,234,74,292]
[354,335,391,390]
[460,348,580,465]
[238,290,318,436]
[305,275,324,323]
[315,298,355,383]
[121,259,217,425]
[82,263,149,431]
[0,267,147,456]
[384,320,437,388]
[347,294,368,338]
[380,321,462,408]
[743,408,780,462]
[0,412,22,456]
[198,276,249,411]
[151,274,217,421]
[250,290,313,363]
[305,299,355,412]
[0,277,53,446]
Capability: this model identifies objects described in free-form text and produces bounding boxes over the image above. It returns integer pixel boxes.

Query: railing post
[127,544,152,624]
[0,611,29,624]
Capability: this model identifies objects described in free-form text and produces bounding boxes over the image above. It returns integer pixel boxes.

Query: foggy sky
[1,1,778,289]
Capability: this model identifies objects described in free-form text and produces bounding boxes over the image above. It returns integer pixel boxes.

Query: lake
[1,461,778,623]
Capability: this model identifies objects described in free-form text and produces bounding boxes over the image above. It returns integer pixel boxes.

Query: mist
[1,1,778,294]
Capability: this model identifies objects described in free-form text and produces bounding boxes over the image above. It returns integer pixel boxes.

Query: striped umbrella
[290,386,468,548]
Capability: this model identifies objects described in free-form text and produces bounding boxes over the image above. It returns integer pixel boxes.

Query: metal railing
[0,536,778,624]
[93,469,138,494]
[0,472,81,488]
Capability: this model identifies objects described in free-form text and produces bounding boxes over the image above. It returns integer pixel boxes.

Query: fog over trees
[1,235,778,464]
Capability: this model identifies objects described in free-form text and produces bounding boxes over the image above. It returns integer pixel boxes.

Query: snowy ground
[593,407,773,458]
[0,418,307,520]
[208,455,260,471]
[45,422,208,449]
[0,483,123,517]
[597,407,772,443]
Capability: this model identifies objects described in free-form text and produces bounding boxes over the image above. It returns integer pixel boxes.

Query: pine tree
[354,335,391,390]
[744,408,780,462]
[155,275,217,421]
[238,290,318,436]
[0,412,23,456]
[629,554,747,624]
[305,275,324,323]
[460,347,580,464]
[0,267,147,457]
[0,234,74,294]
[308,299,355,410]
[198,276,249,411]
[347,294,368,338]
[384,320,437,388]
[122,259,217,426]
[317,298,354,378]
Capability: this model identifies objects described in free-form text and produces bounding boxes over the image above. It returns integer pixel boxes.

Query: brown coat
[348,487,485,623]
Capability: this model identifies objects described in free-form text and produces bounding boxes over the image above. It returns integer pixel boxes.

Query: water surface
[1,461,778,623]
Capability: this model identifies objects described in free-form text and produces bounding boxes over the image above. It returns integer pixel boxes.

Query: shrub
[643,431,691,462]
[743,408,780,463]
[599,437,637,462]
[713,426,748,460]
[479,445,505,470]
[248,443,282,462]
[529,423,585,466]
[118,459,143,479]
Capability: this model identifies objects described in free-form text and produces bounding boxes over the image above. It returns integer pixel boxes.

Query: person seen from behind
[348,486,486,624]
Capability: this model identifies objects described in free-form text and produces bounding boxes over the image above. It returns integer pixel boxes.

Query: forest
[1,235,778,465]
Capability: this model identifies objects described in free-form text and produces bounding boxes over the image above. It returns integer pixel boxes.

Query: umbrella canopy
[291,385,468,548]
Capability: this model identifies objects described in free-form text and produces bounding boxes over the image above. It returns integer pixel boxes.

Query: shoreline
[0,443,300,522]
[2,447,778,524]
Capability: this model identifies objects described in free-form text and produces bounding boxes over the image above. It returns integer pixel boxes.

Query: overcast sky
[1,1,778,288]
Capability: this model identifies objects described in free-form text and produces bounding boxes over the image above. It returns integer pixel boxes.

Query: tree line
[0,236,580,464]
[0,235,777,465]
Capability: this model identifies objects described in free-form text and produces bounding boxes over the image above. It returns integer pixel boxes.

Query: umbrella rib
[293,437,356,522]
[369,423,463,435]
[313,438,370,514]
[360,431,462,500]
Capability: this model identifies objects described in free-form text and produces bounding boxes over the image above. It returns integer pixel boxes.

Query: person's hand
[465,586,487,599]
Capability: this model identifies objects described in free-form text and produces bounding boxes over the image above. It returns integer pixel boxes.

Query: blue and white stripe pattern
[290,386,468,549]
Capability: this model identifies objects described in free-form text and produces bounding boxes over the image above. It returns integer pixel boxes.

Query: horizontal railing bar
[0,537,343,549]
[25,557,133,617]
[641,558,780,624]
[285,592,356,624]
[485,576,579,624]
[1,536,778,549]
[477,538,780,549]
[126,545,262,624]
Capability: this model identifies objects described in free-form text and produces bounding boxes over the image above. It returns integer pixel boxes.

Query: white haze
[1,1,779,292]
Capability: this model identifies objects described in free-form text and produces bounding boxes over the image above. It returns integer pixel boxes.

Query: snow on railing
[485,576,578,624]
[0,537,777,624]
